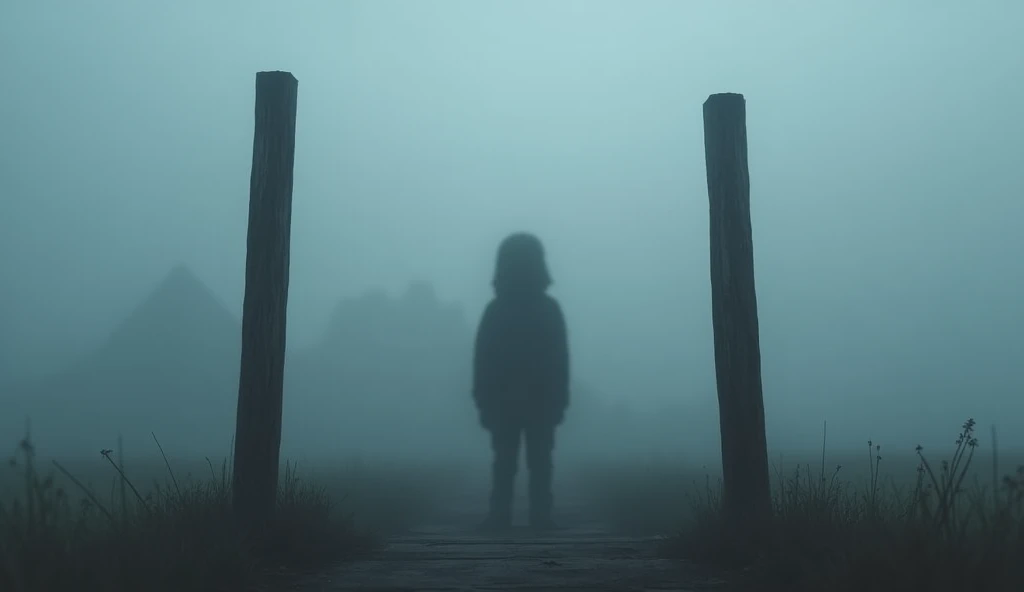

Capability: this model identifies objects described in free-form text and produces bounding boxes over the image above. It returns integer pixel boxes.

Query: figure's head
[492,232,552,297]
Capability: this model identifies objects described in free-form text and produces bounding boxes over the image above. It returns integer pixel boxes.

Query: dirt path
[291,488,724,592]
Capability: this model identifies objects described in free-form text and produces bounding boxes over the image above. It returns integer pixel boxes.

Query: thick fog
[1,1,1021,462]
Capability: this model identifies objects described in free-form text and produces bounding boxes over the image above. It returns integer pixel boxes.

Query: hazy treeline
[1,266,719,464]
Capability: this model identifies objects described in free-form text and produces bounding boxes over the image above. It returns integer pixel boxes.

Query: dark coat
[472,292,570,428]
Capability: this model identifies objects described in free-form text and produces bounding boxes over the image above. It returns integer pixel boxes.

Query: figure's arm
[549,299,570,413]
[472,302,498,410]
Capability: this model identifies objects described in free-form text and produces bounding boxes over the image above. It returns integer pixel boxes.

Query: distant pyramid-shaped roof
[98,265,241,365]
[25,266,244,453]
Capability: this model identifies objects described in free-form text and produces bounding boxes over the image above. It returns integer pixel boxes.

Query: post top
[257,70,297,81]
[704,92,745,106]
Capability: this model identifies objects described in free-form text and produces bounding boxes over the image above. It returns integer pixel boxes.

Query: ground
[289,484,724,592]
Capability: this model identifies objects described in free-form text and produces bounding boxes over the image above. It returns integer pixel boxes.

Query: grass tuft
[665,418,1024,592]
[0,428,384,592]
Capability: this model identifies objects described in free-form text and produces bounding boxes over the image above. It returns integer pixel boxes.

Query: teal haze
[1,1,1021,459]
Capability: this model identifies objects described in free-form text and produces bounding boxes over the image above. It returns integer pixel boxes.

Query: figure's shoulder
[487,294,563,317]
[481,297,500,316]
[541,294,565,317]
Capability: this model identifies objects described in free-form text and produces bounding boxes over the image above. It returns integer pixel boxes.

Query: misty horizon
[2,1,1022,458]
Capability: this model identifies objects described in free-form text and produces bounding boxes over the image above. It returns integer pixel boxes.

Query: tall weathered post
[232,71,298,527]
[703,92,772,523]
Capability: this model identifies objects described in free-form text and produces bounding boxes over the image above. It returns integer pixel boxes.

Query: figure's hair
[492,232,552,297]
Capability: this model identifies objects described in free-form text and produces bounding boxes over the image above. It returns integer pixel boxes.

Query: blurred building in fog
[5,265,241,457]
[285,280,477,459]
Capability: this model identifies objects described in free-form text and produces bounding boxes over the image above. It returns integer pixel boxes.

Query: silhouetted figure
[472,233,570,531]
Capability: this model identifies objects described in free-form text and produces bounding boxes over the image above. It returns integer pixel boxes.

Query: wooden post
[232,71,298,527]
[703,92,772,523]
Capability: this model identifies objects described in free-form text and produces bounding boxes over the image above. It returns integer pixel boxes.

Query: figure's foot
[476,515,512,533]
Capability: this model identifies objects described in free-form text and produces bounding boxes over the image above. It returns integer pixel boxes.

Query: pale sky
[1,0,1022,451]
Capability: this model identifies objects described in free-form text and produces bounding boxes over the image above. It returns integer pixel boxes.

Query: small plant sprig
[913,418,979,542]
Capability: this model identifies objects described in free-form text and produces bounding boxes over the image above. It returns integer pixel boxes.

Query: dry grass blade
[50,460,115,524]
[151,432,181,497]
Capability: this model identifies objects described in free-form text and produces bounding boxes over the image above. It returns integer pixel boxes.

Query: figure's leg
[524,422,556,529]
[484,423,521,530]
